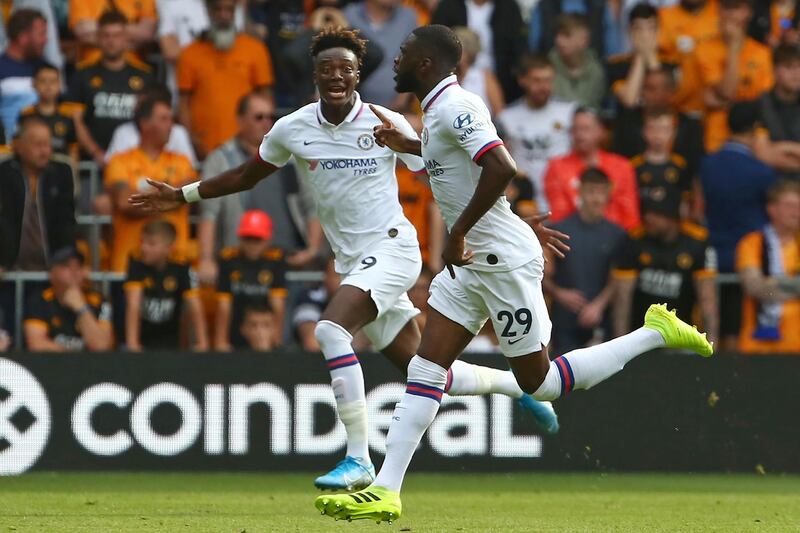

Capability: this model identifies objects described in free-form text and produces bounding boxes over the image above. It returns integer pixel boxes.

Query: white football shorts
[428,256,552,357]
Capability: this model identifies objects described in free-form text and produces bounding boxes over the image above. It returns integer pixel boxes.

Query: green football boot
[644,303,714,357]
[315,485,401,524]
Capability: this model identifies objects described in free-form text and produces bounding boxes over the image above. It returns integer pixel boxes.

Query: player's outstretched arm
[443,146,516,277]
[369,104,422,156]
[128,159,278,212]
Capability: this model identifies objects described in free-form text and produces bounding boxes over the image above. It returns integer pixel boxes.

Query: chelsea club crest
[357,133,374,150]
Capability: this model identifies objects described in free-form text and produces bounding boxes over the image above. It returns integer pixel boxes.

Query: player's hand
[128,178,184,213]
[61,285,86,312]
[524,212,570,259]
[442,231,474,278]
[369,104,411,152]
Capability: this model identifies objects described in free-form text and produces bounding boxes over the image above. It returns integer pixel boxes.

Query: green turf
[1,472,799,532]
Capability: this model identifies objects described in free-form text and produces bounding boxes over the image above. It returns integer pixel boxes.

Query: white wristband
[181,182,202,203]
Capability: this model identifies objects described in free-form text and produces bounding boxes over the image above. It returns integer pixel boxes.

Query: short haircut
[310,27,367,67]
[629,3,658,24]
[453,26,480,59]
[98,9,128,28]
[134,93,171,127]
[720,0,753,9]
[767,180,800,203]
[573,105,601,122]
[643,109,676,125]
[556,13,591,35]
[243,302,274,319]
[141,82,172,103]
[580,167,611,186]
[6,8,45,41]
[142,219,177,243]
[33,63,59,78]
[727,100,761,134]
[773,44,800,67]
[236,91,271,117]
[645,64,676,86]
[517,53,554,76]
[411,24,462,71]
[14,114,49,139]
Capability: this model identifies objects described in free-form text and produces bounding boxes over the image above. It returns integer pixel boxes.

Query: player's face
[579,182,611,217]
[314,48,360,107]
[14,122,52,171]
[140,234,173,265]
[34,69,60,103]
[519,66,554,107]
[393,36,422,93]
[642,116,675,152]
[98,23,127,61]
[775,59,800,93]
[239,237,269,260]
[768,191,800,232]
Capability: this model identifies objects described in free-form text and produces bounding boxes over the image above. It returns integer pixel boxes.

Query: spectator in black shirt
[544,168,626,353]
[23,247,113,352]
[19,64,78,165]
[631,110,693,216]
[69,11,154,167]
[124,220,208,351]
[0,115,76,271]
[612,196,719,342]
[612,66,705,179]
[214,210,288,350]
[239,303,279,352]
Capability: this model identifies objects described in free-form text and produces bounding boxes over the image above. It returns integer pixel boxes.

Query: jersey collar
[421,75,459,112]
[315,91,365,127]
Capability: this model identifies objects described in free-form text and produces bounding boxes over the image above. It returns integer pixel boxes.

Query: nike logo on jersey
[507,337,525,345]
[303,140,314,145]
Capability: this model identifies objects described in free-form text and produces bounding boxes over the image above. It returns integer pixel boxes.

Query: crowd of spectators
[0,0,799,355]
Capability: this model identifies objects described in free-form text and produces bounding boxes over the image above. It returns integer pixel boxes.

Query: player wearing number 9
[129,27,561,494]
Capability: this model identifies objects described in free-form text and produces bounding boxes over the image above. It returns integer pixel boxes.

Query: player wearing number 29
[129,28,559,493]
[315,25,715,525]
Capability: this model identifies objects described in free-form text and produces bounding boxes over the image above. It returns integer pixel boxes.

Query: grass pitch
[1,472,799,532]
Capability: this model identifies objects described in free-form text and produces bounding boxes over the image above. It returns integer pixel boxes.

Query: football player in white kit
[129,28,559,493]
[315,25,713,524]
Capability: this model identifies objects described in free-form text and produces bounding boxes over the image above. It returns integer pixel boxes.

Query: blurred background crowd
[0,0,798,355]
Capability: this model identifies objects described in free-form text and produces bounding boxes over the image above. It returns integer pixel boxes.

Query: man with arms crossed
[314,25,714,524]
[130,27,558,493]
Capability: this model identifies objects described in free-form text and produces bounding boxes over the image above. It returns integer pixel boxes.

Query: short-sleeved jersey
[420,75,540,272]
[696,37,773,152]
[216,247,288,348]
[497,98,574,212]
[24,287,111,351]
[631,154,692,207]
[124,257,196,349]
[735,230,800,354]
[105,148,195,272]
[20,104,77,155]
[67,58,154,150]
[177,35,273,152]
[612,223,717,327]
[258,92,424,273]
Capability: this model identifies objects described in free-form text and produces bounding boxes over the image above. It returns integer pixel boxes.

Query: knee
[513,369,548,395]
[314,320,352,350]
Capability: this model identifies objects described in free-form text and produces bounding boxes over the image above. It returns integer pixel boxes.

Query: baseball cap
[237,210,273,240]
[50,246,85,266]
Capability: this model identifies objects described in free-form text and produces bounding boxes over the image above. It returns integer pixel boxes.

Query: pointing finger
[369,104,393,128]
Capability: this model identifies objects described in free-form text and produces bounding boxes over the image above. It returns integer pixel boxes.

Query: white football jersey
[258,92,424,273]
[420,75,542,272]
[497,99,575,212]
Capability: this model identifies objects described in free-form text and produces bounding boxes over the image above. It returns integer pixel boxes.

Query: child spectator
[124,220,208,351]
[239,303,279,352]
[214,210,288,351]
[696,0,773,152]
[549,13,606,108]
[735,180,800,354]
[24,247,113,352]
[631,111,693,216]
[19,64,78,165]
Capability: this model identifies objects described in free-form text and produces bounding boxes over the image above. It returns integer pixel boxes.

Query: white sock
[445,360,524,399]
[373,355,447,492]
[315,320,370,463]
[533,327,664,401]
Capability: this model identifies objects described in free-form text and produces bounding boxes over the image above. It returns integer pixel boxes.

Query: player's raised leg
[313,286,379,491]
[316,307,469,522]
[509,304,713,401]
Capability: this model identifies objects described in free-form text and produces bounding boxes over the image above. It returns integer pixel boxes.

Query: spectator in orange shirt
[736,180,800,354]
[105,94,195,272]
[177,0,275,158]
[696,0,774,152]
[543,107,641,230]
[69,0,156,52]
